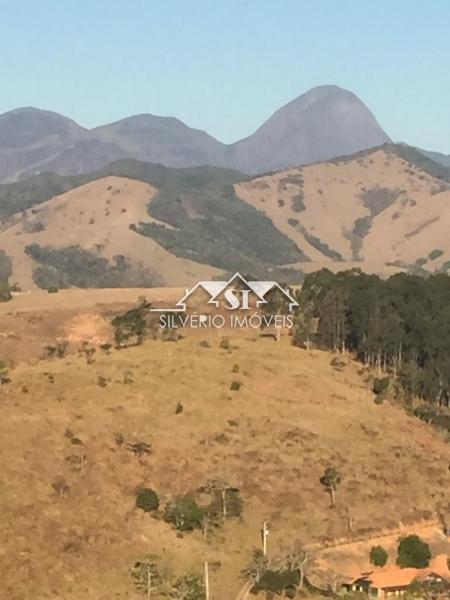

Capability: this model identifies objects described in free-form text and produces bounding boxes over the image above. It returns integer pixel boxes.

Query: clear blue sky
[1,0,449,151]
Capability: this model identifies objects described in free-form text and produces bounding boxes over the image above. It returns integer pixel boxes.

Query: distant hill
[416,146,450,168]
[2,145,450,290]
[0,86,390,181]
[0,162,303,290]
[235,144,450,276]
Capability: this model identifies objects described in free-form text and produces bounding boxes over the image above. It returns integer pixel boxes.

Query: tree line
[295,269,450,408]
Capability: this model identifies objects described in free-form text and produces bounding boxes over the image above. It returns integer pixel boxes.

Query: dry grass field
[2,148,450,291]
[235,148,450,273]
[1,323,450,599]
[0,288,184,364]
[0,176,219,290]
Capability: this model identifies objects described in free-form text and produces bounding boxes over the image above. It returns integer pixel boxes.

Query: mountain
[1,145,450,290]
[20,114,227,179]
[229,85,390,173]
[0,86,390,181]
[0,107,86,182]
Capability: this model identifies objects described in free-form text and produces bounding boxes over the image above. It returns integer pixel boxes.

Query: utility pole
[204,560,210,600]
[261,521,269,556]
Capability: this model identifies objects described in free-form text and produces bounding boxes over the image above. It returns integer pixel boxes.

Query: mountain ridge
[0,85,390,181]
[1,144,450,290]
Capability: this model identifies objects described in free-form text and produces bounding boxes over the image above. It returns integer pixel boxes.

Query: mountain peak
[230,85,390,173]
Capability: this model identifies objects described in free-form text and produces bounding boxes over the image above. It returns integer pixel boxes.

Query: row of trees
[295,269,450,408]
[370,535,432,569]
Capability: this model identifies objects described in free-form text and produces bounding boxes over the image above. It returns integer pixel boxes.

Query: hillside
[0,86,389,181]
[1,326,449,599]
[0,162,304,290]
[2,146,450,289]
[235,145,450,275]
[0,176,220,290]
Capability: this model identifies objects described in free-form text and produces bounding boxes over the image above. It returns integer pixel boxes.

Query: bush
[230,381,241,391]
[0,361,10,385]
[219,337,230,350]
[47,286,59,293]
[396,535,431,568]
[164,496,203,531]
[135,488,160,512]
[171,573,205,600]
[370,545,388,567]
[253,569,299,597]
[373,377,390,395]
[0,282,12,302]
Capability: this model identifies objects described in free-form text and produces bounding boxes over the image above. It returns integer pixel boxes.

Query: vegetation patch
[24,244,162,289]
[0,250,12,283]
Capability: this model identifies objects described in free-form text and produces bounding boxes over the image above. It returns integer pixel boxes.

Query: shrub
[230,381,241,391]
[0,282,12,302]
[373,377,390,395]
[164,496,204,531]
[370,545,388,567]
[130,559,162,595]
[429,249,444,261]
[0,361,10,385]
[135,488,160,512]
[175,402,183,414]
[97,375,107,388]
[171,573,205,600]
[219,337,230,350]
[253,569,299,597]
[396,535,431,568]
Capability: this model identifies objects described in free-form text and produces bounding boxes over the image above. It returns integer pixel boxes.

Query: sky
[0,0,449,152]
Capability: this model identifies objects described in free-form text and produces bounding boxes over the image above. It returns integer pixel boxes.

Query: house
[342,554,450,597]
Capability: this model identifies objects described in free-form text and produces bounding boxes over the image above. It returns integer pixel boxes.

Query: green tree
[370,545,388,567]
[164,496,204,532]
[396,535,431,568]
[136,488,160,512]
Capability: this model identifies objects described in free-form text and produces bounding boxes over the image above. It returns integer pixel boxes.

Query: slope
[0,333,449,599]
[235,145,450,275]
[0,176,220,290]
[0,162,305,289]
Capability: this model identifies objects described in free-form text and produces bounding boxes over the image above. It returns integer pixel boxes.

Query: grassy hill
[0,162,305,290]
[1,146,450,289]
[1,327,449,599]
[235,145,450,275]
